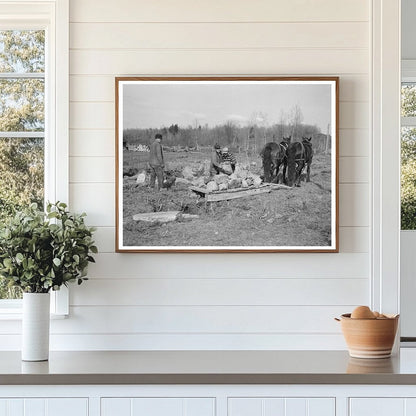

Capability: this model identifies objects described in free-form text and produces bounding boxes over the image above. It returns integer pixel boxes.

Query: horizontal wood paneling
[70,22,368,50]
[0,305,354,335]
[339,184,369,227]
[56,305,352,334]
[69,129,114,157]
[69,157,114,183]
[60,0,372,351]
[69,183,114,226]
[91,226,369,254]
[69,101,367,130]
[70,103,113,129]
[70,76,114,102]
[70,49,368,75]
[339,129,369,157]
[0,333,347,350]
[69,75,369,103]
[70,277,368,306]
[339,102,369,129]
[69,0,369,23]
[339,227,369,253]
[339,157,369,183]
[91,227,115,253]
[86,253,369,279]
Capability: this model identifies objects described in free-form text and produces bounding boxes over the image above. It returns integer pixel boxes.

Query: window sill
[0,287,69,318]
[0,312,68,320]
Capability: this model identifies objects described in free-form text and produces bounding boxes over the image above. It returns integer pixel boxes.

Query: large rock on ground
[252,175,262,188]
[175,177,191,190]
[213,174,229,185]
[192,177,206,187]
[176,177,190,185]
[218,183,228,191]
[206,181,219,192]
[136,171,147,186]
[234,165,249,179]
[245,177,254,187]
[228,178,242,189]
[192,163,205,177]
[133,211,180,223]
[182,166,195,181]
[221,163,233,175]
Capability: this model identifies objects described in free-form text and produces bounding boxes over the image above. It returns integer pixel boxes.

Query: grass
[122,149,332,247]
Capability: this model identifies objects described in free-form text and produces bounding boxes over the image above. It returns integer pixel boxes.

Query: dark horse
[287,137,313,187]
[260,137,291,183]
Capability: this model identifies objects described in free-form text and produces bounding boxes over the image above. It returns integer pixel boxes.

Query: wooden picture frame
[115,76,339,253]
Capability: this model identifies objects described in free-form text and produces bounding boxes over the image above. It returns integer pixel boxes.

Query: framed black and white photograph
[116,77,338,252]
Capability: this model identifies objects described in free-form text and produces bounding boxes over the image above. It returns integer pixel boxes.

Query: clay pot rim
[340,313,399,320]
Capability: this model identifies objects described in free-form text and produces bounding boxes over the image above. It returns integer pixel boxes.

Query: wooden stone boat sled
[189,183,291,202]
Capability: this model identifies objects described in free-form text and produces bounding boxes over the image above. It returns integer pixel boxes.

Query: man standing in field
[149,133,164,190]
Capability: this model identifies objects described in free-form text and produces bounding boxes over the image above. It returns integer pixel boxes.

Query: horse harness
[279,141,289,155]
[295,142,306,163]
[295,141,312,163]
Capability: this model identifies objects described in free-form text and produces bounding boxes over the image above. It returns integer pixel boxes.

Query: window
[0,29,45,300]
[401,80,416,229]
[0,0,69,314]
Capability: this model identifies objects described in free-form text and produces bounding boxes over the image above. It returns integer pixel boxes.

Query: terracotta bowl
[347,357,395,373]
[337,313,399,359]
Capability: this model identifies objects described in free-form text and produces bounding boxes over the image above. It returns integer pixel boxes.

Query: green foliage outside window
[401,84,416,230]
[0,30,45,299]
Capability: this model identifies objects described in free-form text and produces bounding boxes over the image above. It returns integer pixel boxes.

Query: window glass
[0,79,45,131]
[401,84,416,230]
[0,30,45,73]
[0,30,45,299]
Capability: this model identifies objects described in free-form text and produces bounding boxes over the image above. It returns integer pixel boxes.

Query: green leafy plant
[0,202,97,293]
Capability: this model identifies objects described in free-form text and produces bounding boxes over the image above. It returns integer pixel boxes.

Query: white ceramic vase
[22,292,50,361]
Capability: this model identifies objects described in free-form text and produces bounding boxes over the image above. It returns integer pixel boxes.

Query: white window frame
[0,0,69,317]
[399,60,416,341]
[371,0,401,324]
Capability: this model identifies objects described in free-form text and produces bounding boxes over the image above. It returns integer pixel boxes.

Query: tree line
[124,121,324,153]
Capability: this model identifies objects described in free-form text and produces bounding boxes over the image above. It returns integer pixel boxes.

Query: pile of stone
[179,164,262,193]
[205,170,263,193]
[135,161,263,193]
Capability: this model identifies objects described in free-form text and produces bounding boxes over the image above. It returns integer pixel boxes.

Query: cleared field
[122,149,332,248]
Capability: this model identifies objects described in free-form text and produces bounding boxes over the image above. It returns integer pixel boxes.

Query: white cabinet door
[350,398,416,416]
[228,398,335,416]
[101,398,215,416]
[350,398,404,416]
[0,398,88,416]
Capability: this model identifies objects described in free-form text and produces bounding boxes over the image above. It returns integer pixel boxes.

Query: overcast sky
[122,81,333,133]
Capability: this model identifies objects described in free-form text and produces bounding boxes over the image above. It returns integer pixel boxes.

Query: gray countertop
[2,349,416,385]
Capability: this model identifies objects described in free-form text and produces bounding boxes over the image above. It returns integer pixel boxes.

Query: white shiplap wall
[54,0,371,350]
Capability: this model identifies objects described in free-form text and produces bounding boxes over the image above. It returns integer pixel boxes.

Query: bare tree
[278,110,287,139]
[289,104,304,139]
[249,111,269,151]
